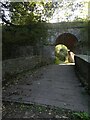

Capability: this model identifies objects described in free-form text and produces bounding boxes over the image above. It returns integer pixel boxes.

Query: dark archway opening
[55,33,78,52]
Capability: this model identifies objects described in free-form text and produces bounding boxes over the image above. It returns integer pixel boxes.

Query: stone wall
[3,45,34,60]
[46,23,88,55]
[2,55,53,83]
[3,45,55,60]
[74,55,90,93]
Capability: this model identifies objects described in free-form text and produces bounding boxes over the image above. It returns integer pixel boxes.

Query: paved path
[3,64,90,112]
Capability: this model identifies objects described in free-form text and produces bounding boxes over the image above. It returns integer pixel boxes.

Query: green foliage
[1,0,89,25]
[4,102,90,119]
[10,2,39,25]
[2,23,48,46]
[4,1,59,25]
[54,57,61,64]
[72,112,90,120]
[55,44,68,64]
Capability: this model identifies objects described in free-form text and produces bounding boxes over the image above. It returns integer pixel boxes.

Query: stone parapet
[74,55,90,93]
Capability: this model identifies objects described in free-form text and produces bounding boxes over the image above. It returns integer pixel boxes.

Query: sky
[49,0,89,23]
[0,0,89,23]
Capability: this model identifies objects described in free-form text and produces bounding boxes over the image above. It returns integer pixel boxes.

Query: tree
[0,1,59,25]
[0,0,89,25]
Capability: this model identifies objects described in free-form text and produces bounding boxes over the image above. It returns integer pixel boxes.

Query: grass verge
[2,102,90,119]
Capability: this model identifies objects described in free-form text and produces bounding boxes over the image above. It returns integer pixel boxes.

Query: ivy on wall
[2,23,48,46]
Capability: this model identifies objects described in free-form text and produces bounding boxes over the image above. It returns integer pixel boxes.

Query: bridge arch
[55,33,78,52]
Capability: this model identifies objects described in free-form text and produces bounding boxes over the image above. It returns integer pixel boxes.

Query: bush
[55,44,68,64]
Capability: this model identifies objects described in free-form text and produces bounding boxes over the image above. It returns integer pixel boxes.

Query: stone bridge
[2,22,90,115]
[2,22,88,60]
[2,22,89,83]
[39,22,88,60]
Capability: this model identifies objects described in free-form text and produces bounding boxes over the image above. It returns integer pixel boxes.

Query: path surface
[3,64,90,112]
